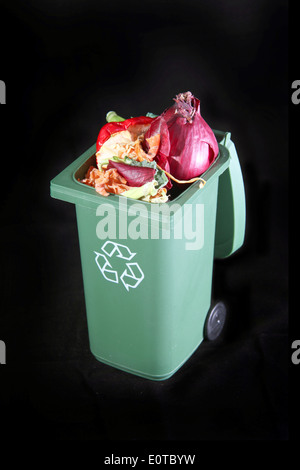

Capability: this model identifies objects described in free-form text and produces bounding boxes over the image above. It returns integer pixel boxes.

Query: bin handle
[214,132,246,258]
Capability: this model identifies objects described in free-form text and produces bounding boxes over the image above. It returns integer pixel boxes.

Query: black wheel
[204,301,227,341]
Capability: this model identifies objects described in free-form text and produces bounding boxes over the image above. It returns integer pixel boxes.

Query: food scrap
[80,91,219,203]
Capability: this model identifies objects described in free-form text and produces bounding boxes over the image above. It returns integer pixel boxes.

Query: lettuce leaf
[121,181,158,200]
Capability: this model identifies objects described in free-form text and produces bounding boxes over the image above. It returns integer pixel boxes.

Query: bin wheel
[204,301,227,341]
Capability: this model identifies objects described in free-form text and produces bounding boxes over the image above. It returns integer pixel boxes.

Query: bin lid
[213,132,246,258]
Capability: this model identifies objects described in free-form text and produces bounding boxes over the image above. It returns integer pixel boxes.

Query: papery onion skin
[107,160,156,187]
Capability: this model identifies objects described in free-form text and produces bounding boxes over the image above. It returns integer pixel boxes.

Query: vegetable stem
[106,111,126,122]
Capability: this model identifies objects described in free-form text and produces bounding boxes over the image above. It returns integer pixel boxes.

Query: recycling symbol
[94,241,144,291]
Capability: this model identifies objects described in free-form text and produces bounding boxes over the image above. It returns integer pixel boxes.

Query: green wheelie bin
[50,130,246,380]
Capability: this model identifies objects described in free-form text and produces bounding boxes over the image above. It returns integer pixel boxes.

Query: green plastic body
[50,131,246,380]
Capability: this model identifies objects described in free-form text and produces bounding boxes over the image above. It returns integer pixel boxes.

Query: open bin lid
[213,131,246,258]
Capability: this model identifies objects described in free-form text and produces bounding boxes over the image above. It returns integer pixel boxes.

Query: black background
[0,0,290,444]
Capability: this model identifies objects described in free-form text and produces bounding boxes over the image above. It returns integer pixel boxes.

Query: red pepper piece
[96,116,154,152]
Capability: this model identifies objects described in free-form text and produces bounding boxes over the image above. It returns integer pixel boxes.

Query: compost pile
[80,91,219,203]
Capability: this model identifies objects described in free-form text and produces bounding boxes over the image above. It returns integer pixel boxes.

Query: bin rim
[50,130,231,211]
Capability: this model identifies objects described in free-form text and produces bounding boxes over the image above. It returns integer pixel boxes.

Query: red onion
[145,91,219,181]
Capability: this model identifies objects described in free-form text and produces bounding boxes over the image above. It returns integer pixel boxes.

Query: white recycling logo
[94,241,144,291]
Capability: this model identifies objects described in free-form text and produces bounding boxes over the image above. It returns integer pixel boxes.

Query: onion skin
[107,160,155,187]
